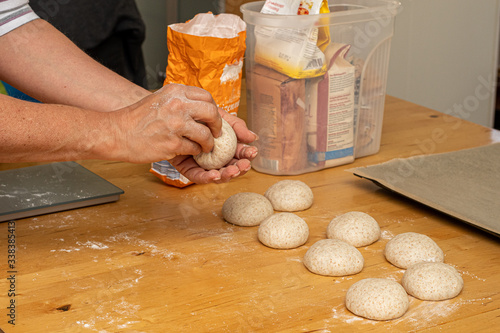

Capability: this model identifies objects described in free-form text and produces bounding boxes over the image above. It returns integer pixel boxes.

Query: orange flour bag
[164,13,246,116]
[151,13,246,188]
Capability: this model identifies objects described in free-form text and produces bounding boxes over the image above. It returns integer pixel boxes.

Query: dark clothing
[30,0,148,88]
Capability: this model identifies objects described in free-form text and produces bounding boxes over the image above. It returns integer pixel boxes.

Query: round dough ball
[258,213,309,249]
[222,192,274,227]
[303,239,364,276]
[264,180,313,212]
[194,119,237,170]
[326,211,381,247]
[384,232,444,269]
[346,278,409,321]
[402,262,463,301]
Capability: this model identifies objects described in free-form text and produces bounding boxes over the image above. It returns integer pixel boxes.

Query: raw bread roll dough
[222,192,274,227]
[402,262,463,301]
[384,232,444,269]
[345,278,409,321]
[326,211,380,247]
[258,212,309,249]
[264,180,313,212]
[303,239,364,276]
[194,119,237,170]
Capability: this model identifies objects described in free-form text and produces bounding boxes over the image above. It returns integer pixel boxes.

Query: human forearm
[0,85,223,163]
[0,95,118,162]
[0,19,150,111]
[0,85,259,185]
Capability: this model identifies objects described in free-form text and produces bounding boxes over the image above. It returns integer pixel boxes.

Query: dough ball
[345,278,409,321]
[326,211,381,247]
[402,262,463,301]
[303,239,364,276]
[222,192,274,227]
[194,119,237,170]
[264,180,313,212]
[384,232,444,269]
[258,213,309,249]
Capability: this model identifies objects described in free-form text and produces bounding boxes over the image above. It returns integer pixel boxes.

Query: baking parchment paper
[348,143,500,237]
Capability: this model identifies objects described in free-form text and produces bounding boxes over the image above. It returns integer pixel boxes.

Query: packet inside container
[254,0,330,79]
[247,64,308,174]
[306,43,355,168]
[151,13,246,188]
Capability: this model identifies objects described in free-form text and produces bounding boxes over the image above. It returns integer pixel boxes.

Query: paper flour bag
[164,12,246,115]
[306,43,356,168]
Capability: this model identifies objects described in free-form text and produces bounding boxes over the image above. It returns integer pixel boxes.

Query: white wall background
[386,0,500,127]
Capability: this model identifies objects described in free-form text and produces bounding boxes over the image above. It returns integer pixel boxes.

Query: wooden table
[1,95,500,332]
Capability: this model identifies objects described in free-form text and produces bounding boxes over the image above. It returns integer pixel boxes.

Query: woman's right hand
[109,84,222,163]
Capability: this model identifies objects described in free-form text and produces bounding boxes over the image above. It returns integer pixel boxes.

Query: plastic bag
[254,0,331,79]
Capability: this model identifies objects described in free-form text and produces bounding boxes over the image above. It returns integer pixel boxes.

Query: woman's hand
[169,110,258,184]
[110,84,222,163]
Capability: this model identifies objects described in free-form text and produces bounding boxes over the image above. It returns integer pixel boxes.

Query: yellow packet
[316,0,332,52]
[255,0,331,79]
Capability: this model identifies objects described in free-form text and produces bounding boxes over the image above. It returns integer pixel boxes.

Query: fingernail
[250,131,259,140]
[210,170,221,181]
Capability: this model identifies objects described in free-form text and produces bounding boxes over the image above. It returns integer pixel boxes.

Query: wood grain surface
[1,94,499,332]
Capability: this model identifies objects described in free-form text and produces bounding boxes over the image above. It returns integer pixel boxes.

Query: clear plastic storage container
[241,0,401,175]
